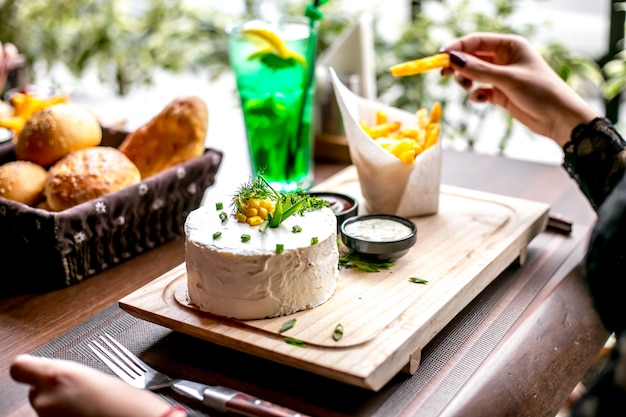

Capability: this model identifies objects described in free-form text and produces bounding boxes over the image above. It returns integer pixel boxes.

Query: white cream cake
[184,194,339,320]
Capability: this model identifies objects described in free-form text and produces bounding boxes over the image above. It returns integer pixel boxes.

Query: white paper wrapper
[330,68,441,217]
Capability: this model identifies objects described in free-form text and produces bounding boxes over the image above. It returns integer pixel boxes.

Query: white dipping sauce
[0,128,12,144]
[344,218,413,242]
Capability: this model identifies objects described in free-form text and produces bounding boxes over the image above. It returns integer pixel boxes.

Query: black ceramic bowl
[340,214,417,261]
[308,191,358,232]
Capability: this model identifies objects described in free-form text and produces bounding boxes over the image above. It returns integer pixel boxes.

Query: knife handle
[224,391,310,417]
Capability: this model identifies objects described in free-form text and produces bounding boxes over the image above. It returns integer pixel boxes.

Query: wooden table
[0,149,609,417]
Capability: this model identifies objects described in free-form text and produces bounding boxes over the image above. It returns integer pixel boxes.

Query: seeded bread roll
[15,102,102,167]
[0,160,47,206]
[45,146,141,211]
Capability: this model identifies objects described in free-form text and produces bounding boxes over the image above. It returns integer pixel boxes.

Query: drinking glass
[227,17,317,192]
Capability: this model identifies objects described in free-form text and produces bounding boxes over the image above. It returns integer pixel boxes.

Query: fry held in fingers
[389,53,450,77]
[389,50,495,78]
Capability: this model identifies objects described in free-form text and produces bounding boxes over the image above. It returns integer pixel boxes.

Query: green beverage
[227,18,316,192]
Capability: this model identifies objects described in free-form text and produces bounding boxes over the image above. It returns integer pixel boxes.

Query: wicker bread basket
[0,128,222,294]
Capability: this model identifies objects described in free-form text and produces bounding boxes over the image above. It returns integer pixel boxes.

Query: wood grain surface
[119,166,549,391]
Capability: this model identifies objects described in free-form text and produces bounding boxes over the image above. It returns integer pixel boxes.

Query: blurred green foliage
[0,0,610,150]
[0,0,235,95]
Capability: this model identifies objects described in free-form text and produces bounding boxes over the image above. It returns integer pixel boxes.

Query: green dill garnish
[338,251,394,272]
[332,324,343,341]
[215,202,223,210]
[233,175,273,206]
[231,175,328,232]
[311,237,319,245]
[241,234,251,242]
[292,225,302,233]
[280,319,296,333]
[284,337,307,348]
[276,243,284,253]
[219,212,228,222]
[409,277,428,284]
[212,231,222,239]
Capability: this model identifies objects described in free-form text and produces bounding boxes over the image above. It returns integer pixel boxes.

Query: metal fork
[89,334,309,417]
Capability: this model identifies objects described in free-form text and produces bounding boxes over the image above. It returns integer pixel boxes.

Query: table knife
[172,379,310,417]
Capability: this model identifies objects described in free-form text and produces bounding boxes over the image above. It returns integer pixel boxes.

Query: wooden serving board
[119,166,549,391]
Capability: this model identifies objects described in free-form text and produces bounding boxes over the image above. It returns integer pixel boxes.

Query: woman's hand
[441,32,600,146]
[10,354,182,417]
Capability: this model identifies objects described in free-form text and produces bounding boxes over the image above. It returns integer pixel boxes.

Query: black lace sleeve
[564,118,626,334]
[562,117,626,211]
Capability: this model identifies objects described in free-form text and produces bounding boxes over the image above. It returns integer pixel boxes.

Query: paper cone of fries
[330,68,441,217]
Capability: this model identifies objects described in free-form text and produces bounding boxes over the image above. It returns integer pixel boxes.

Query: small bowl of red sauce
[308,191,358,232]
[340,214,417,261]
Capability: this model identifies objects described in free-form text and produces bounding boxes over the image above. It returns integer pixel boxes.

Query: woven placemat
[31,231,580,417]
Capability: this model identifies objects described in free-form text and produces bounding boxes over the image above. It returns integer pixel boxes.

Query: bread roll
[45,147,141,211]
[15,102,102,167]
[119,96,208,178]
[0,160,47,205]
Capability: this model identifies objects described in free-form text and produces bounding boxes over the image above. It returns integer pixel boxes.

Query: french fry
[416,108,428,129]
[395,127,418,140]
[389,53,450,77]
[375,110,388,125]
[429,102,442,124]
[0,92,69,139]
[360,102,442,164]
[0,116,24,132]
[425,123,440,148]
[360,120,401,139]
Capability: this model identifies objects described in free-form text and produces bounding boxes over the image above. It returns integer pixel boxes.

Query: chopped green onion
[284,337,307,348]
[219,211,228,222]
[241,234,251,242]
[276,243,284,253]
[338,251,394,272]
[292,225,302,233]
[311,237,318,245]
[212,231,222,239]
[269,194,284,228]
[409,277,428,284]
[216,202,223,210]
[280,319,296,333]
[333,323,343,341]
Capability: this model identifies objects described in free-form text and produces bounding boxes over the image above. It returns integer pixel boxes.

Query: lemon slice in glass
[242,21,307,68]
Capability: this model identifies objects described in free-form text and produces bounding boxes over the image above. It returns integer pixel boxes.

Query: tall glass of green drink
[227,17,317,192]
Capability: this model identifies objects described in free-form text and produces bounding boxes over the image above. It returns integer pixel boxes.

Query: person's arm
[10,354,186,417]
[563,118,626,210]
[441,32,600,147]
[441,32,626,209]
[442,33,626,337]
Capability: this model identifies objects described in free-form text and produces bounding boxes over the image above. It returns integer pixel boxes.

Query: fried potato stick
[389,53,450,77]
